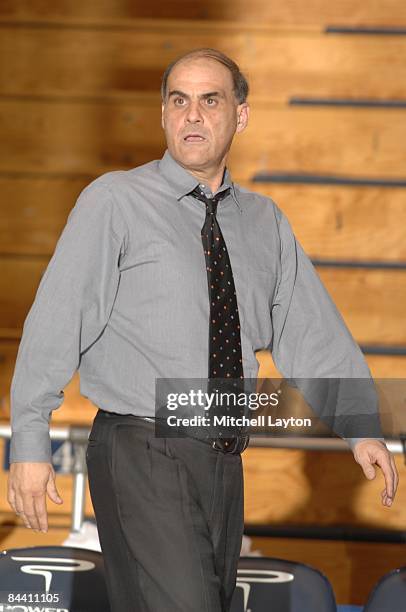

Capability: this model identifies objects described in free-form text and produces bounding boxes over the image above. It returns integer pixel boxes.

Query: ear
[236,103,249,134]
[161,102,165,130]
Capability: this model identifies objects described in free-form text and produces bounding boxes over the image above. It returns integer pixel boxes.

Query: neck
[189,166,225,194]
[175,155,227,193]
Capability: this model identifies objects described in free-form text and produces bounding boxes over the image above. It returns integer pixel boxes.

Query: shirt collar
[158,149,242,212]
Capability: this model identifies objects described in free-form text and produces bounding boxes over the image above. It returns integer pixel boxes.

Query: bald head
[161,48,249,105]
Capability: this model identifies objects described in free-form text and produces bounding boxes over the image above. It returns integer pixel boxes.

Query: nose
[185,100,203,124]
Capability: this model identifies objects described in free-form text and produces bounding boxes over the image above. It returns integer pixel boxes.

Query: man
[8,49,398,611]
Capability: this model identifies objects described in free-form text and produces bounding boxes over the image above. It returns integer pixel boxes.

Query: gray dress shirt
[9,149,381,462]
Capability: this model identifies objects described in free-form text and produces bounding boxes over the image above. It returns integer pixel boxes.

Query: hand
[7,462,63,532]
[353,439,399,507]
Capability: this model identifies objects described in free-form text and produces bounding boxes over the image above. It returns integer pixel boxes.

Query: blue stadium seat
[364,566,406,612]
[0,546,110,611]
[231,556,337,612]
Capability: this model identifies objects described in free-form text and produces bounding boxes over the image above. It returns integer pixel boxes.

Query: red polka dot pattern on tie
[191,186,244,381]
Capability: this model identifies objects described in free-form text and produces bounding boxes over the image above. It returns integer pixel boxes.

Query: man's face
[161,57,249,173]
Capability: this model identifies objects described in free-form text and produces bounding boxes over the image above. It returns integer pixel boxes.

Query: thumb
[46,474,63,505]
[361,462,376,480]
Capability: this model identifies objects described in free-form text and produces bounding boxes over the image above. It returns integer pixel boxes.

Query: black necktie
[191,186,244,382]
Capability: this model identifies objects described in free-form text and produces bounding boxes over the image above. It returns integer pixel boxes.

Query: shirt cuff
[10,431,52,463]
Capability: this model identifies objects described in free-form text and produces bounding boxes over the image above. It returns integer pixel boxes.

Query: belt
[210,435,250,454]
[141,416,250,455]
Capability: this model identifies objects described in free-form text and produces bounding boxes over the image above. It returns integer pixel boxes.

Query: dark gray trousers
[86,409,244,612]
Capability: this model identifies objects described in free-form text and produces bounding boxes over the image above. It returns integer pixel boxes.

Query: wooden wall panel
[250,537,406,605]
[0,441,95,517]
[1,437,405,605]
[2,177,406,262]
[0,7,404,582]
[1,257,404,343]
[2,346,405,429]
[0,521,403,606]
[2,25,406,101]
[0,177,86,256]
[317,267,406,345]
[2,346,405,433]
[0,97,164,175]
[234,103,406,181]
[2,98,406,181]
[0,441,404,529]
[0,338,99,424]
[0,340,20,405]
[243,183,406,262]
[366,355,406,378]
[0,257,45,332]
[0,524,71,551]
[242,448,406,529]
[0,97,164,176]
[258,349,406,379]
[1,0,406,27]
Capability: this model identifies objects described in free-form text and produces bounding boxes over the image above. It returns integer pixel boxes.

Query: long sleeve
[269,208,383,446]
[9,180,128,463]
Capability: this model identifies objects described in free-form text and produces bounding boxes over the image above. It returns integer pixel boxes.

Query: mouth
[183,134,206,143]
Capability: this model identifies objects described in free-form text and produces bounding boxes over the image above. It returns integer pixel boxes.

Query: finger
[46,474,63,505]
[380,488,390,506]
[33,494,48,533]
[359,460,376,480]
[382,491,391,506]
[7,483,17,514]
[14,493,32,530]
[376,452,395,499]
[380,454,398,505]
[390,455,399,498]
[20,494,40,531]
[14,493,25,516]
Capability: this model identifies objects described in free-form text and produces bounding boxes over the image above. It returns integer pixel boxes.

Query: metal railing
[0,424,403,533]
[0,425,89,533]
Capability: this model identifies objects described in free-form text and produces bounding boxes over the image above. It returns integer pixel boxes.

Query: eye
[206,98,217,106]
[174,97,185,106]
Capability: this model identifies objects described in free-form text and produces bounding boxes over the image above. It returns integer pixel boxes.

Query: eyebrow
[167,90,224,100]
